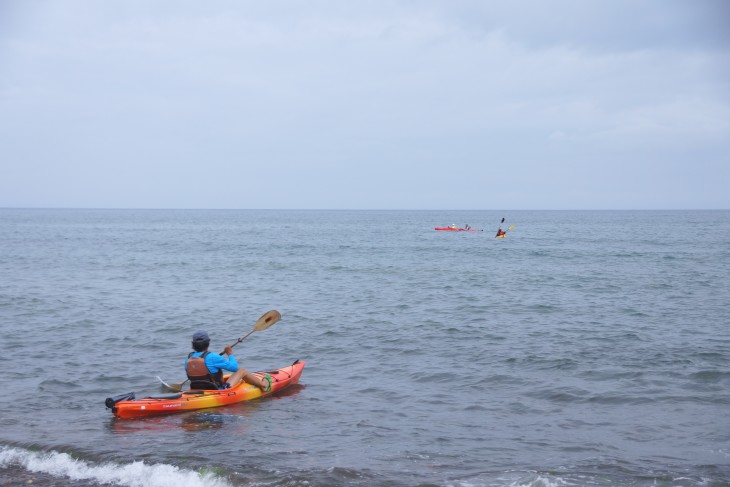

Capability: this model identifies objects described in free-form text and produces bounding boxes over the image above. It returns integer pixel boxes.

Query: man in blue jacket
[184,330,271,391]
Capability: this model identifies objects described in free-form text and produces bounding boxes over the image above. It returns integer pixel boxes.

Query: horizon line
[1,207,728,212]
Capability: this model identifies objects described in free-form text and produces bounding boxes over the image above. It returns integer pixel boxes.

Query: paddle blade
[163,383,184,393]
[508,225,516,230]
[157,376,186,392]
[253,309,281,331]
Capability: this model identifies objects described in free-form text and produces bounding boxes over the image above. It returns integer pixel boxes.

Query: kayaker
[496,227,506,237]
[450,224,457,229]
[465,224,471,230]
[185,330,271,391]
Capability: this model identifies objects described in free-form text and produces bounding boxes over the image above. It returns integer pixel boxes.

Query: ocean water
[0,209,728,487]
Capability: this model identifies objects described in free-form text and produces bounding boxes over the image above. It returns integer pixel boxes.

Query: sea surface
[0,209,728,487]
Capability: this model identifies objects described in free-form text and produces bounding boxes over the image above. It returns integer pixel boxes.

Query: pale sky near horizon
[1,1,728,210]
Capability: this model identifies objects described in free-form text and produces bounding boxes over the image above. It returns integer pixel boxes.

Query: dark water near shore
[0,209,729,486]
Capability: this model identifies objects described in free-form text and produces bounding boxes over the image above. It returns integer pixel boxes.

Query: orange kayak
[107,360,304,418]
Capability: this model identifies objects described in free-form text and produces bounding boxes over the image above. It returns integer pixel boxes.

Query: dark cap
[192,330,209,341]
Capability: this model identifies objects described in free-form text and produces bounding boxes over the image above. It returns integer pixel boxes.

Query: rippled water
[1,209,729,486]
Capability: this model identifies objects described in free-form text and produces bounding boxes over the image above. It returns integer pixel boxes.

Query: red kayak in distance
[434,227,483,232]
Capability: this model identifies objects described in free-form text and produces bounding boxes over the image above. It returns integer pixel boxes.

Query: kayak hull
[495,234,506,238]
[110,360,305,418]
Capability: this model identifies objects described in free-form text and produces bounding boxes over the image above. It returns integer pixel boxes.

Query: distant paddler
[495,217,516,238]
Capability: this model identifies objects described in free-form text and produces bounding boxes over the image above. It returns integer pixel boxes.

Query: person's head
[192,330,210,352]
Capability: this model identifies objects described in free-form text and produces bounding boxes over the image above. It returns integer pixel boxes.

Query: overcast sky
[1,1,728,209]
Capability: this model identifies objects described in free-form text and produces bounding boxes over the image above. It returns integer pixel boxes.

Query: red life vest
[185,351,223,388]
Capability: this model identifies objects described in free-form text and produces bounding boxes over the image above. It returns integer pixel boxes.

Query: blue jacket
[184,351,239,374]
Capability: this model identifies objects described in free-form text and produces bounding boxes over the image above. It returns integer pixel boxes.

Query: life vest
[185,351,223,388]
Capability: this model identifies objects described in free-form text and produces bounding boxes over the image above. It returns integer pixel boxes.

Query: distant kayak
[434,227,482,232]
[495,225,516,238]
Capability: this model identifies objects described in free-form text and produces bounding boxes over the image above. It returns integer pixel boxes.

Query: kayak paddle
[220,309,280,355]
[157,309,282,392]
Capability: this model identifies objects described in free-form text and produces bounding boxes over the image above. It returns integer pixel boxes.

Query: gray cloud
[1,0,728,209]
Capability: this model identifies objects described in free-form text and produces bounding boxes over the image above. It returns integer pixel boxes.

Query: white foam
[450,472,572,487]
[0,446,233,487]
[508,476,569,487]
